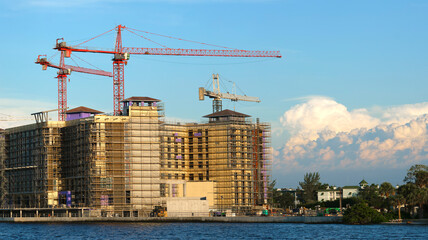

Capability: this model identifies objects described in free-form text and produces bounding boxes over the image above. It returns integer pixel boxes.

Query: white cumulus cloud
[276,97,428,172]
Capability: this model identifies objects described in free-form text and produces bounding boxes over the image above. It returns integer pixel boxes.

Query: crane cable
[71,54,105,71]
[125,28,168,48]
[73,27,116,47]
[126,27,237,50]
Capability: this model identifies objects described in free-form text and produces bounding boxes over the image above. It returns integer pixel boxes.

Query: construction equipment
[36,38,113,121]
[150,206,167,217]
[54,25,281,115]
[31,108,69,123]
[199,74,260,113]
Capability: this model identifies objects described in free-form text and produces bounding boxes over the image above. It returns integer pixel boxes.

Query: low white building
[342,186,359,198]
[317,188,341,202]
[317,186,359,202]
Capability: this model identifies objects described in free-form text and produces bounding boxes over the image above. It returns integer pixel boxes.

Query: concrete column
[19,210,22,218]
[36,210,39,218]
[183,183,186,197]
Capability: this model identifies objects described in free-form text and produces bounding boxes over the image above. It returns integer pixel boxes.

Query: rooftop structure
[66,106,103,121]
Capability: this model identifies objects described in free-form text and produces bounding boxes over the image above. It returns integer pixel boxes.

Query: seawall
[0,216,342,224]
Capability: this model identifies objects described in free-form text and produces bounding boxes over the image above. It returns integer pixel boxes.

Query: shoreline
[0,216,342,224]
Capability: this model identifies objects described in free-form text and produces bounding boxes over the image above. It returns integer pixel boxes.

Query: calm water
[0,222,427,239]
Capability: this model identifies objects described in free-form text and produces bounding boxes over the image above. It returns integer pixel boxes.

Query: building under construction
[0,97,271,216]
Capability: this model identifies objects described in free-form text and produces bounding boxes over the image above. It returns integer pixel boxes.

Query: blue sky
[1,0,427,188]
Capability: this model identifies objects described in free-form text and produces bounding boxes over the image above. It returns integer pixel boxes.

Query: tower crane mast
[54,25,281,115]
[36,41,113,121]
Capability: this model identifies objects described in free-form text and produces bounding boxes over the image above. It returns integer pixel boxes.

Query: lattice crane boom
[35,53,113,121]
[36,56,113,77]
[199,74,260,113]
[201,89,261,102]
[54,24,281,115]
[55,45,281,58]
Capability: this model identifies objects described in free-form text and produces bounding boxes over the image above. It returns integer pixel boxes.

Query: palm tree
[299,172,322,204]
[398,183,417,216]
[408,187,428,218]
[404,164,428,188]
[379,182,395,198]
[392,194,406,220]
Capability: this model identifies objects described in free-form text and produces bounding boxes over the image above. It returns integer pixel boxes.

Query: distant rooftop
[343,186,360,189]
[203,109,250,118]
[66,106,103,114]
[122,96,160,102]
[359,179,368,185]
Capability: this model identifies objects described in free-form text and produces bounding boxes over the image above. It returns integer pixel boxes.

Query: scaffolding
[60,98,164,217]
[0,99,271,215]
[0,128,6,208]
[160,110,271,214]
[3,122,64,208]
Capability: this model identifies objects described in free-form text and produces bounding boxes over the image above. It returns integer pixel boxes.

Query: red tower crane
[36,41,113,121]
[54,25,282,115]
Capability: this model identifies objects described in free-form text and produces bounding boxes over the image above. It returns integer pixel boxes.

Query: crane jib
[58,47,281,58]
[49,25,281,116]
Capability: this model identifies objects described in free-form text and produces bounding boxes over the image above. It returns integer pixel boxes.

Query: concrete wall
[186,182,215,209]
[0,216,343,223]
[166,197,209,217]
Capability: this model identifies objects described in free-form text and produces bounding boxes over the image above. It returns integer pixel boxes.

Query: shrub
[343,202,387,224]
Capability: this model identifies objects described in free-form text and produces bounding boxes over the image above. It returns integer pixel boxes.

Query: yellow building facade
[0,97,271,215]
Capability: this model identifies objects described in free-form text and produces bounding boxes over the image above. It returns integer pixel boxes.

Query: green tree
[379,182,395,198]
[404,164,428,188]
[401,165,428,218]
[276,192,295,209]
[269,180,279,205]
[358,184,384,209]
[343,201,387,224]
[407,187,428,218]
[270,180,297,209]
[299,172,322,204]
[391,194,406,220]
[398,182,418,208]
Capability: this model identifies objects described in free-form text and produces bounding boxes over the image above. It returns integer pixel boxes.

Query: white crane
[199,74,260,113]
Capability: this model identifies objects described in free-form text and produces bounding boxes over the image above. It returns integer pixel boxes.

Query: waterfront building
[0,128,6,208]
[2,120,64,208]
[160,109,271,214]
[60,98,163,216]
[0,97,271,216]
